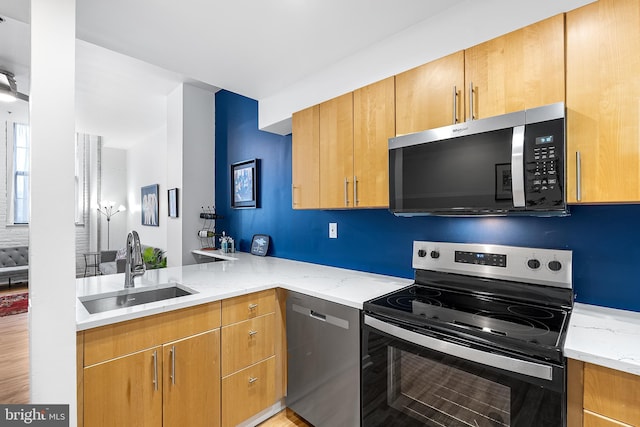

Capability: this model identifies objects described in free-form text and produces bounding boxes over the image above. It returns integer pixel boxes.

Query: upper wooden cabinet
[566,0,640,203]
[396,51,465,135]
[319,92,355,209]
[353,77,395,208]
[465,14,565,120]
[291,105,320,209]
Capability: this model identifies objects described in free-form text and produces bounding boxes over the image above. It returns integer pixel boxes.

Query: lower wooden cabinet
[568,359,640,427]
[163,331,221,427]
[78,291,284,427]
[220,290,280,427]
[221,356,276,427]
[79,303,221,427]
[84,347,163,427]
[84,331,220,427]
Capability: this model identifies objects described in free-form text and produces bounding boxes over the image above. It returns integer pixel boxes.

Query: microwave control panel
[524,119,565,207]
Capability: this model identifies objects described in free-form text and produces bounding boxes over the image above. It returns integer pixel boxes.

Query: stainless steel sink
[80,283,197,314]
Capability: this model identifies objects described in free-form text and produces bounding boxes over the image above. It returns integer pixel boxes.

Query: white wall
[29,0,77,421]
[126,126,167,251]
[182,84,215,265]
[166,84,215,267]
[99,146,128,250]
[258,0,596,134]
[166,85,183,266]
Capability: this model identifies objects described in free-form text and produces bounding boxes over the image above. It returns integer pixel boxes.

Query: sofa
[99,248,126,275]
[0,246,29,286]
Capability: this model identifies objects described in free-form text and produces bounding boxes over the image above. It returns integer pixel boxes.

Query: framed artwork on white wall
[141,184,159,226]
[168,188,178,218]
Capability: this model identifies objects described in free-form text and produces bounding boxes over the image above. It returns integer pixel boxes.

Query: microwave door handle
[511,125,526,207]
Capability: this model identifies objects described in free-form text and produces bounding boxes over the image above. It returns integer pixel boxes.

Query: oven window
[362,325,564,427]
[389,348,510,426]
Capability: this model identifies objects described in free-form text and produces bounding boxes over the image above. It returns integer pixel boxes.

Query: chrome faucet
[124,230,146,288]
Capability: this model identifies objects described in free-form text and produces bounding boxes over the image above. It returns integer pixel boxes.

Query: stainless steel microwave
[388,102,567,216]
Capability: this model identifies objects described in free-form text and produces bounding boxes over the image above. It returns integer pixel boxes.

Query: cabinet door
[566,0,640,203]
[292,105,320,209]
[583,363,640,426]
[353,77,395,208]
[465,14,564,120]
[163,330,221,427]
[221,313,275,376]
[395,51,465,134]
[84,347,162,427]
[221,356,276,427]
[319,93,354,208]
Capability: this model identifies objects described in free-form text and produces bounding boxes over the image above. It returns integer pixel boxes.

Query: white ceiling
[0,0,592,147]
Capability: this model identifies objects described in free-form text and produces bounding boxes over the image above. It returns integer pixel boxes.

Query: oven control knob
[430,250,440,259]
[548,260,562,272]
[417,249,427,258]
[527,259,541,270]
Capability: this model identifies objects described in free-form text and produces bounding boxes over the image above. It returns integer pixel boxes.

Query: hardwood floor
[0,283,28,296]
[0,311,29,403]
[259,408,313,427]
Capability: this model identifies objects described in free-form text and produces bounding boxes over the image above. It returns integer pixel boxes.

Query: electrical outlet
[329,222,338,239]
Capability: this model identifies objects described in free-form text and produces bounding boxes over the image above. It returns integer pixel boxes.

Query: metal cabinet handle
[248,303,258,310]
[249,330,258,336]
[152,350,158,391]
[291,184,297,206]
[344,177,349,206]
[354,175,359,206]
[469,81,475,120]
[576,151,582,201]
[453,85,458,124]
[248,377,259,384]
[170,345,176,385]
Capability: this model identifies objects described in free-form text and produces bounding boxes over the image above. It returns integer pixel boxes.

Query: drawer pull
[249,377,259,384]
[248,303,258,310]
[248,330,258,336]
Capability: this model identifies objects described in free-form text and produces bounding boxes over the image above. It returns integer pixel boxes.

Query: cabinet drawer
[584,363,640,426]
[221,313,275,376]
[221,289,275,325]
[221,356,276,427]
[84,302,221,366]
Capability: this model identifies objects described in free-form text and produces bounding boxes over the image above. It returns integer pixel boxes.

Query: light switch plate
[329,223,337,239]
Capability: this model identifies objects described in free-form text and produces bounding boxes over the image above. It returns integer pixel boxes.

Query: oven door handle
[364,315,553,381]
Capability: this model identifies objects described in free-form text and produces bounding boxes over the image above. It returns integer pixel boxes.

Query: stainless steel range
[362,241,573,427]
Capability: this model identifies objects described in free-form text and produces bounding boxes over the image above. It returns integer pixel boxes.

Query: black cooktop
[365,283,569,350]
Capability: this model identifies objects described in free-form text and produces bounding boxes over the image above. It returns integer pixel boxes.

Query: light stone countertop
[76,251,412,331]
[564,302,640,376]
[77,252,640,378]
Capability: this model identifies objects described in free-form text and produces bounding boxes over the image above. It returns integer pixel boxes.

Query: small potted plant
[142,247,167,269]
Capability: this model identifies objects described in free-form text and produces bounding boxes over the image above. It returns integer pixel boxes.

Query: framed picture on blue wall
[141,184,159,226]
[231,159,258,208]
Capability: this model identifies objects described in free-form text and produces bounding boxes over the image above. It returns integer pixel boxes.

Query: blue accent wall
[215,90,640,313]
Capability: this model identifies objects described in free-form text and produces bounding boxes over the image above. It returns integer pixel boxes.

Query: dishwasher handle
[292,303,350,330]
[310,310,326,321]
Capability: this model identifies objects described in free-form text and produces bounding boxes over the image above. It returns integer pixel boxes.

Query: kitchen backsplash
[215,90,640,313]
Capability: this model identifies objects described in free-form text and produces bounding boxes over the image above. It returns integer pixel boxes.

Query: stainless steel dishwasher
[286,291,360,427]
